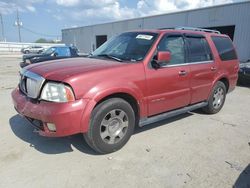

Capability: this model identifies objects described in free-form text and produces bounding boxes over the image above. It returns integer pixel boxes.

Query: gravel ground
[0,57,249,188]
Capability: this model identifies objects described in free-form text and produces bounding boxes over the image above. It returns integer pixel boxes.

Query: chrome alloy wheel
[213,87,224,109]
[100,109,129,144]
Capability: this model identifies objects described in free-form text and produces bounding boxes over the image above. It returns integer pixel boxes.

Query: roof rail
[175,27,221,34]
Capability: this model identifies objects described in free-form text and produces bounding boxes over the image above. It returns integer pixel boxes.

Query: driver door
[145,34,191,116]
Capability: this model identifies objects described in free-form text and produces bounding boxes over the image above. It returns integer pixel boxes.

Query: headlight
[25,59,31,64]
[41,82,75,102]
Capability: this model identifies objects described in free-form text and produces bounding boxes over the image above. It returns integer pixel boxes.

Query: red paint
[157,51,171,62]
[12,29,239,137]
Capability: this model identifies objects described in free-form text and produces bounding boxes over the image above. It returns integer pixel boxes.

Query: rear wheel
[203,81,226,114]
[24,50,30,54]
[84,98,135,154]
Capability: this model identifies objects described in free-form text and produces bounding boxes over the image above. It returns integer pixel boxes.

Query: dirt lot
[0,57,249,188]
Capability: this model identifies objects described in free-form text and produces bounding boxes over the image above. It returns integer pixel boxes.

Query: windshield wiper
[96,54,123,62]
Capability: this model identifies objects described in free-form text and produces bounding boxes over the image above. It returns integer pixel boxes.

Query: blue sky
[0,0,243,42]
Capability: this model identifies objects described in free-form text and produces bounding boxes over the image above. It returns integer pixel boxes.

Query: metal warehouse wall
[62,1,250,61]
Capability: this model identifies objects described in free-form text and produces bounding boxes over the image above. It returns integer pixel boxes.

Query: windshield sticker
[136,34,153,40]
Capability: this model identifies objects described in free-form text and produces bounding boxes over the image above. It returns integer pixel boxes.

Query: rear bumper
[11,88,88,137]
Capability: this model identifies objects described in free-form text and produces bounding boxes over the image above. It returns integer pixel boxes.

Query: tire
[202,81,227,114]
[84,98,135,154]
[24,50,30,54]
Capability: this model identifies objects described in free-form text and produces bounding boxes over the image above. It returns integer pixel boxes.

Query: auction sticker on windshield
[136,34,153,40]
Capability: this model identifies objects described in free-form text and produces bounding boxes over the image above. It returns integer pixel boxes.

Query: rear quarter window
[211,36,237,61]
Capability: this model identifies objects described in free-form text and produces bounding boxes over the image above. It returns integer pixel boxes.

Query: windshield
[91,32,158,62]
[43,47,55,55]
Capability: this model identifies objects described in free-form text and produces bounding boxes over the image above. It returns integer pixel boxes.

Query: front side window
[186,37,213,63]
[55,47,71,57]
[157,36,185,65]
[211,36,237,61]
[43,47,55,55]
[91,32,158,62]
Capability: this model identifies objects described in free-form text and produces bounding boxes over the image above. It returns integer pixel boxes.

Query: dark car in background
[20,46,81,68]
[238,60,250,85]
[21,45,44,54]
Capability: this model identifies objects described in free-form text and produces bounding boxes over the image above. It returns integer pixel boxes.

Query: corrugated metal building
[62,1,250,61]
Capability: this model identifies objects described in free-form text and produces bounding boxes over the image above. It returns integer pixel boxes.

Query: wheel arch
[206,75,230,101]
[94,92,140,120]
[218,77,229,93]
[80,91,143,133]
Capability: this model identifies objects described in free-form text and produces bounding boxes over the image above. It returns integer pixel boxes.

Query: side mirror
[157,51,171,63]
[152,51,171,69]
[52,52,58,57]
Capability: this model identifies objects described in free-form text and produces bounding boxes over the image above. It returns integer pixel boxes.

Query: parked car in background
[12,28,239,154]
[20,46,81,68]
[21,45,44,54]
[238,60,250,85]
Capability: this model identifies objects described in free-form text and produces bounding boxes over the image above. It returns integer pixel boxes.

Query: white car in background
[21,45,44,54]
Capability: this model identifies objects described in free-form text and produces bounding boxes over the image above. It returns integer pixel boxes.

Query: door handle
[179,70,187,76]
[210,67,217,71]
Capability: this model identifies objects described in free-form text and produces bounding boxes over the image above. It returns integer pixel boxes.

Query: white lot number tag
[136,34,153,40]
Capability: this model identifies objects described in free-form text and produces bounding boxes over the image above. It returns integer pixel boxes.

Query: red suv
[12,27,239,154]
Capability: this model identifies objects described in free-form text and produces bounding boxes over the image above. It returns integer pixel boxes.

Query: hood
[23,53,48,60]
[26,57,124,81]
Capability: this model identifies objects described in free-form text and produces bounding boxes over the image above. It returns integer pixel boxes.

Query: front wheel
[202,81,227,114]
[84,98,135,154]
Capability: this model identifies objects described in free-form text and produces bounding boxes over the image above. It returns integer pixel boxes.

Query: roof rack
[175,27,221,34]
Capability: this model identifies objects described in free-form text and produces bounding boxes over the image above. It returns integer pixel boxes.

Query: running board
[139,102,208,127]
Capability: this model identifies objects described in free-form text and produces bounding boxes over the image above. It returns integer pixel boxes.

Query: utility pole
[15,8,22,42]
[0,13,5,41]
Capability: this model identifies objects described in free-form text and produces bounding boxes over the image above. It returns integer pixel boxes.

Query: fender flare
[79,85,146,133]
[207,73,229,100]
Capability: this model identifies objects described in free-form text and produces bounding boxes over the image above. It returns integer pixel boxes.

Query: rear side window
[212,36,237,61]
[186,37,213,63]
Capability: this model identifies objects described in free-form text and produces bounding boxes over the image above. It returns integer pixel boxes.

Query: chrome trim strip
[161,60,214,68]
[139,101,208,127]
[20,70,45,99]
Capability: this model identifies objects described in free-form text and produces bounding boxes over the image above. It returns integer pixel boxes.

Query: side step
[139,102,208,127]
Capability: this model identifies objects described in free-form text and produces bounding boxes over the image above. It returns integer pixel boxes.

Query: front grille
[19,70,45,99]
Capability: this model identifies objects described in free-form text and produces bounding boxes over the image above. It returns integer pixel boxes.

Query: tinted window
[187,37,213,62]
[212,36,237,61]
[157,36,185,65]
[54,47,71,57]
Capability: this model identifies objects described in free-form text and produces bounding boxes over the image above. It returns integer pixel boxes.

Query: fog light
[47,123,56,132]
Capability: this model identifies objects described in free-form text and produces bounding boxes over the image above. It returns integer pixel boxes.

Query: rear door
[185,34,217,104]
[145,34,191,116]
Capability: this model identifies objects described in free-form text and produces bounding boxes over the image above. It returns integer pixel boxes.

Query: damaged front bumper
[11,87,87,137]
